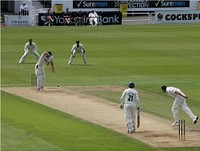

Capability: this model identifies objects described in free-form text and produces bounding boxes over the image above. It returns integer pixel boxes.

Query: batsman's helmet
[128,81,135,88]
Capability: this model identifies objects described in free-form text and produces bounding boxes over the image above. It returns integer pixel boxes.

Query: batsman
[120,81,141,134]
[35,51,55,92]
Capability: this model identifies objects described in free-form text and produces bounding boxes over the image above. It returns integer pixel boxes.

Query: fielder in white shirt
[120,82,141,134]
[161,85,198,127]
[88,10,98,26]
[35,51,54,92]
[68,40,88,65]
[19,39,40,64]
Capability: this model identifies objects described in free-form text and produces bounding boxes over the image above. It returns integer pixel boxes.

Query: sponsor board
[38,12,121,26]
[155,10,200,24]
[73,0,189,9]
[73,0,114,8]
[4,15,32,26]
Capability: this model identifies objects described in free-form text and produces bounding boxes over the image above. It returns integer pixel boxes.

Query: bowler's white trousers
[172,97,196,122]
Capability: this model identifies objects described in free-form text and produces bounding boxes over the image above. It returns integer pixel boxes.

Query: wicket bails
[178,120,185,141]
[30,73,37,89]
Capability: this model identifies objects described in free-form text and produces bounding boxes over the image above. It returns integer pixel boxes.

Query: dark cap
[161,85,167,90]
[47,51,52,56]
[128,81,135,88]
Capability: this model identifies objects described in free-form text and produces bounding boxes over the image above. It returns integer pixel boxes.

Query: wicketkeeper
[120,81,141,134]
[68,40,88,65]
[35,51,54,92]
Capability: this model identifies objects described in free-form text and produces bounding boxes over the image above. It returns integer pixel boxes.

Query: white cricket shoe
[172,121,179,127]
[193,116,198,124]
[128,128,135,134]
[37,88,44,92]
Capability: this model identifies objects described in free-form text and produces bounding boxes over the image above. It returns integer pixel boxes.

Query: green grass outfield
[1,24,200,150]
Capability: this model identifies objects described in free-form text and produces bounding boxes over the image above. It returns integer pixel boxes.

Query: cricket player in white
[35,51,54,92]
[88,10,98,26]
[120,82,141,134]
[19,39,40,64]
[161,85,198,127]
[68,40,88,65]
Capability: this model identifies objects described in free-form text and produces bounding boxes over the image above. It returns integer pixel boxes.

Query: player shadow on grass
[67,64,92,67]
[21,62,36,64]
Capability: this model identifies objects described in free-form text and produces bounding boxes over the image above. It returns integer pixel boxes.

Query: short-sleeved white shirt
[24,42,37,52]
[71,43,85,53]
[120,88,140,106]
[166,87,186,99]
[37,52,53,67]
[89,12,98,18]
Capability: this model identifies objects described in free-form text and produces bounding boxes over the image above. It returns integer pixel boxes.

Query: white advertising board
[155,10,200,24]
[4,15,32,26]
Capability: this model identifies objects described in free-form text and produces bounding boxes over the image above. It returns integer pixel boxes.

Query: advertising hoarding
[38,11,122,26]
[155,10,200,23]
[4,15,32,26]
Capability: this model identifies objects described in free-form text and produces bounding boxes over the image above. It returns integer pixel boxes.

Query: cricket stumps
[178,120,185,141]
[30,73,37,89]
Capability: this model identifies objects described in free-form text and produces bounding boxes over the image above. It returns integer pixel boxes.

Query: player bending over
[161,85,198,127]
[35,51,55,92]
[68,40,88,65]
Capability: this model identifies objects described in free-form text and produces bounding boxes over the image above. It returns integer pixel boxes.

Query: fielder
[35,51,54,92]
[68,40,88,65]
[161,85,198,127]
[19,38,40,64]
[88,10,98,26]
[120,82,141,134]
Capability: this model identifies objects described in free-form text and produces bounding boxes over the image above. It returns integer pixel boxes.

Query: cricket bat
[51,62,55,73]
[137,110,140,128]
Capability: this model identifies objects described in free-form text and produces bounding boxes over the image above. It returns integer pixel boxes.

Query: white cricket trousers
[68,51,87,65]
[35,65,45,90]
[124,103,136,132]
[19,51,40,64]
[89,18,98,26]
[172,97,196,122]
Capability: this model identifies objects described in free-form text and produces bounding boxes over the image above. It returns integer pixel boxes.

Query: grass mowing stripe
[2,122,66,151]
[2,91,156,151]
